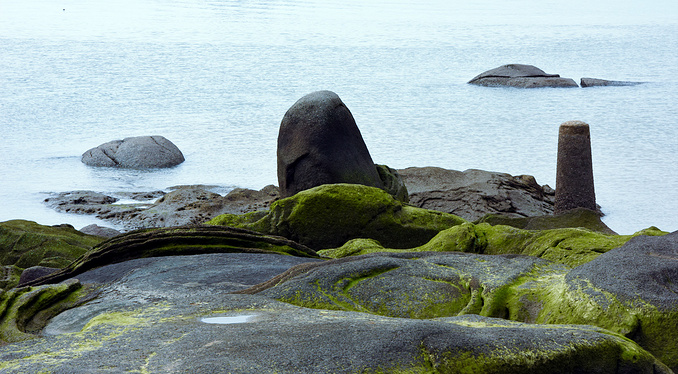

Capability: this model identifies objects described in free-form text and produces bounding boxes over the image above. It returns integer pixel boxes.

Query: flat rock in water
[0,252,671,373]
[43,186,279,231]
[581,77,643,87]
[81,135,185,168]
[468,64,578,88]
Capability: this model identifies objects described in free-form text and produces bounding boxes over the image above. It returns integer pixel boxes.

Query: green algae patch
[208,184,466,250]
[1,265,22,290]
[320,220,654,268]
[0,279,84,344]
[82,310,151,331]
[0,220,103,289]
[521,274,678,371]
[0,304,170,372]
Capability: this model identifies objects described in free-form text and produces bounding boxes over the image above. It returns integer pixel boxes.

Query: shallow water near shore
[1,0,677,234]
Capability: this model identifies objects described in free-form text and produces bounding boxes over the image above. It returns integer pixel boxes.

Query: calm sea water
[1,0,677,234]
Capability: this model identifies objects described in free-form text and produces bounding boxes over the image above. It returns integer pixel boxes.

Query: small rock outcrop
[581,77,643,87]
[79,224,121,238]
[399,167,555,221]
[277,91,383,198]
[17,266,60,286]
[43,186,279,231]
[81,135,185,168]
[468,64,579,88]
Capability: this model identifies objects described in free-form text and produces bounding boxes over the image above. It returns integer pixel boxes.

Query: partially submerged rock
[400,167,555,221]
[44,185,280,231]
[208,184,466,250]
[81,135,185,168]
[581,77,643,87]
[468,64,579,88]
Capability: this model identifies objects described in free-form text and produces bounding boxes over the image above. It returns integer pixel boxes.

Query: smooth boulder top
[81,135,185,168]
[568,230,678,311]
[277,90,383,197]
[469,64,561,80]
[468,64,579,88]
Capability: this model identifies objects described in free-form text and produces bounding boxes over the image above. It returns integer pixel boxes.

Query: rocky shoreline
[1,90,676,373]
[42,166,561,235]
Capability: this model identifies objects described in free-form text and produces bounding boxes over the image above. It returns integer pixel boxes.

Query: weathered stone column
[555,121,596,214]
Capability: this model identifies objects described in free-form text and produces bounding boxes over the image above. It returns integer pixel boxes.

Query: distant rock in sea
[468,64,579,88]
[580,77,643,87]
[81,135,184,168]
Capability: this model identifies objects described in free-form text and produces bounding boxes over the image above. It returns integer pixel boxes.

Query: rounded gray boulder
[277,91,383,198]
[81,135,185,168]
[468,64,579,88]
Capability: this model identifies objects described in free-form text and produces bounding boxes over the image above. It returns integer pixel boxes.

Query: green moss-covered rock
[375,164,409,203]
[0,279,85,344]
[208,184,466,250]
[0,266,22,291]
[0,250,672,373]
[258,232,678,371]
[320,221,664,268]
[0,220,103,289]
[22,224,319,288]
[0,220,103,269]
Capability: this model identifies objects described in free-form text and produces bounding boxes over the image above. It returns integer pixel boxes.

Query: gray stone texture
[554,121,596,214]
[81,135,185,168]
[468,64,579,88]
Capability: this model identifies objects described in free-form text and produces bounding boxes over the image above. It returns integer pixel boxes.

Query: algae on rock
[0,279,85,344]
[21,225,319,288]
[320,221,666,268]
[254,232,678,371]
[0,220,103,290]
[208,184,466,250]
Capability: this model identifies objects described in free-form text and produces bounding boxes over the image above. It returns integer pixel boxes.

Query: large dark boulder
[277,91,383,198]
[468,64,578,88]
[81,135,185,168]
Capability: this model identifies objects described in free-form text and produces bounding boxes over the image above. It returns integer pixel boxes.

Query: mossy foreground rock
[208,184,466,250]
[21,225,318,288]
[0,220,103,289]
[0,252,670,373]
[0,279,85,344]
[254,231,678,371]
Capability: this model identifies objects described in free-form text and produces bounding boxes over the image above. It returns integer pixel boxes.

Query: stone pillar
[555,121,596,214]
